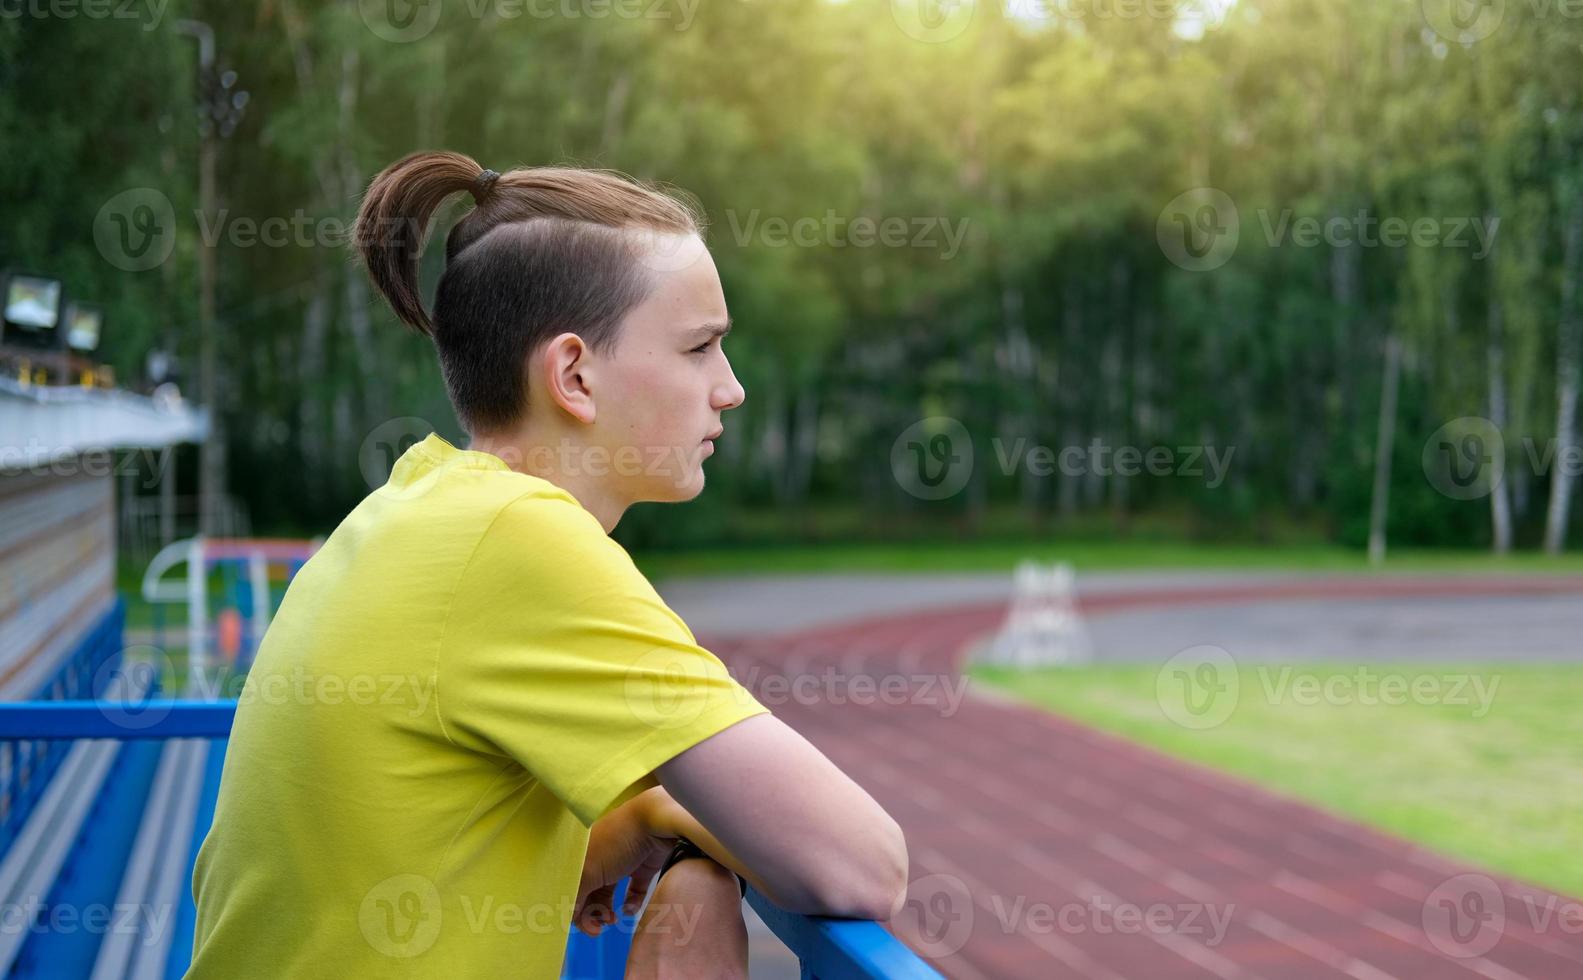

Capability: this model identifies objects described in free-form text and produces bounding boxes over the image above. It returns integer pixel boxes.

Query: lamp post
[174,19,247,535]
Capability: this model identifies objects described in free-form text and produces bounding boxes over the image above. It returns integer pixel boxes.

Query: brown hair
[353,150,704,433]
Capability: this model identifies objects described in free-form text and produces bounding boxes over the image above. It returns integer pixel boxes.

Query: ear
[539,332,597,425]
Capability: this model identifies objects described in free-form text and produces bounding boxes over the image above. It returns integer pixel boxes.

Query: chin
[676,472,706,502]
[643,471,706,505]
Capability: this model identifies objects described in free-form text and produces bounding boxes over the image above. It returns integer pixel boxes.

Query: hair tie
[470,169,501,204]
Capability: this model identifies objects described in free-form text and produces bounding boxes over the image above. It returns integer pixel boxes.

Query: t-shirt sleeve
[436,491,768,826]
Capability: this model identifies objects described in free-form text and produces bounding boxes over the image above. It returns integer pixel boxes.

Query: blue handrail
[0,700,941,980]
[748,891,944,980]
[0,600,127,852]
[0,700,240,740]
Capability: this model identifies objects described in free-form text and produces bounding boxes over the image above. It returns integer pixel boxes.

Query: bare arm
[650,713,909,921]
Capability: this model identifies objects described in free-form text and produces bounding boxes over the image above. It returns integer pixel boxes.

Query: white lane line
[1245,910,1398,980]
[1282,834,1337,865]
[1012,843,1260,980]
[1123,804,1189,841]
[1273,871,1528,980]
[1032,802,1082,835]
[1089,832,1400,980]
[1372,870,1583,966]
[918,847,1122,980]
[1063,776,1119,808]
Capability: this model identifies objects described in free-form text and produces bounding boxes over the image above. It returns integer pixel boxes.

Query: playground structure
[139,536,320,686]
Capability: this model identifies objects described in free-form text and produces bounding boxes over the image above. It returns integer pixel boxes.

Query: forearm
[638,787,907,919]
[639,789,764,893]
[653,716,911,919]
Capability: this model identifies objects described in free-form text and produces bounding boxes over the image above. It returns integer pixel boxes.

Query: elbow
[792,819,910,921]
[862,820,910,921]
[857,865,910,922]
[811,873,907,923]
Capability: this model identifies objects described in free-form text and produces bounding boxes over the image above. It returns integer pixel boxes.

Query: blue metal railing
[0,700,942,979]
[0,700,240,740]
[0,599,126,852]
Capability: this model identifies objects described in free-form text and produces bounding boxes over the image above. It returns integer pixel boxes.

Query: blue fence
[0,654,941,977]
[0,599,125,853]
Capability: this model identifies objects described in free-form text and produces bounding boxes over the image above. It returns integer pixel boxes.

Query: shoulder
[483,487,625,564]
[464,488,658,607]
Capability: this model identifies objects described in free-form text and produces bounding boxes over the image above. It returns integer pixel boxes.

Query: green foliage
[5,0,1582,550]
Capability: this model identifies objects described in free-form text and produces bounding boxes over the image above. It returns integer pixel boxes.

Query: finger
[623,845,671,916]
[576,901,613,937]
[622,874,653,918]
[575,884,615,932]
[627,863,660,901]
[583,883,616,915]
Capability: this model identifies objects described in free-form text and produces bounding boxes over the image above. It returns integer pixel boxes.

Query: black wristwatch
[658,837,747,897]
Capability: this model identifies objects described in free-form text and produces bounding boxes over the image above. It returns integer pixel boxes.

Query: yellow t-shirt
[188,433,766,978]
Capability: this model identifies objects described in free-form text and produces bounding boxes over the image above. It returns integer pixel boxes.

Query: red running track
[698,578,1583,980]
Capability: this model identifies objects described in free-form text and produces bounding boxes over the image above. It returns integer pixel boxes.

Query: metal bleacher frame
[0,604,942,979]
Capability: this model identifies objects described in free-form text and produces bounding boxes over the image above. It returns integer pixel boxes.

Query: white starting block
[979,560,1092,667]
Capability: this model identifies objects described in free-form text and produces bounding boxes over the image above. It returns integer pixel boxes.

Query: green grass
[971,662,1583,898]
[631,538,1583,582]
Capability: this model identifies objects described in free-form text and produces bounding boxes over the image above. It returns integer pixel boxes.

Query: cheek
[610,366,693,443]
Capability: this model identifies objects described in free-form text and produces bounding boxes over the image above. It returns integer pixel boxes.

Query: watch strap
[657,837,747,897]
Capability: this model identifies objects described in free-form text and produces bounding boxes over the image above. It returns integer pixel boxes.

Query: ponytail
[353,150,481,337]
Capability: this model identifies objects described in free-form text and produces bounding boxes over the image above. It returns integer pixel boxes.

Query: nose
[713,355,746,412]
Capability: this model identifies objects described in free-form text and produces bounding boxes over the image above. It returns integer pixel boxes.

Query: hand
[575,788,677,937]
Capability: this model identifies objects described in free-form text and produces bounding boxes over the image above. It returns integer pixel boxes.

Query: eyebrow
[691,319,733,339]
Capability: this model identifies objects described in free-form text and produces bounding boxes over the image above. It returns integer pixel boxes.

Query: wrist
[634,786,682,836]
[660,838,747,898]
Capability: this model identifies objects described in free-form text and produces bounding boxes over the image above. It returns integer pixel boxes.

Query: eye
[690,339,714,354]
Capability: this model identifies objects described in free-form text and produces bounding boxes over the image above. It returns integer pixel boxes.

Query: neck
[467,429,626,534]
